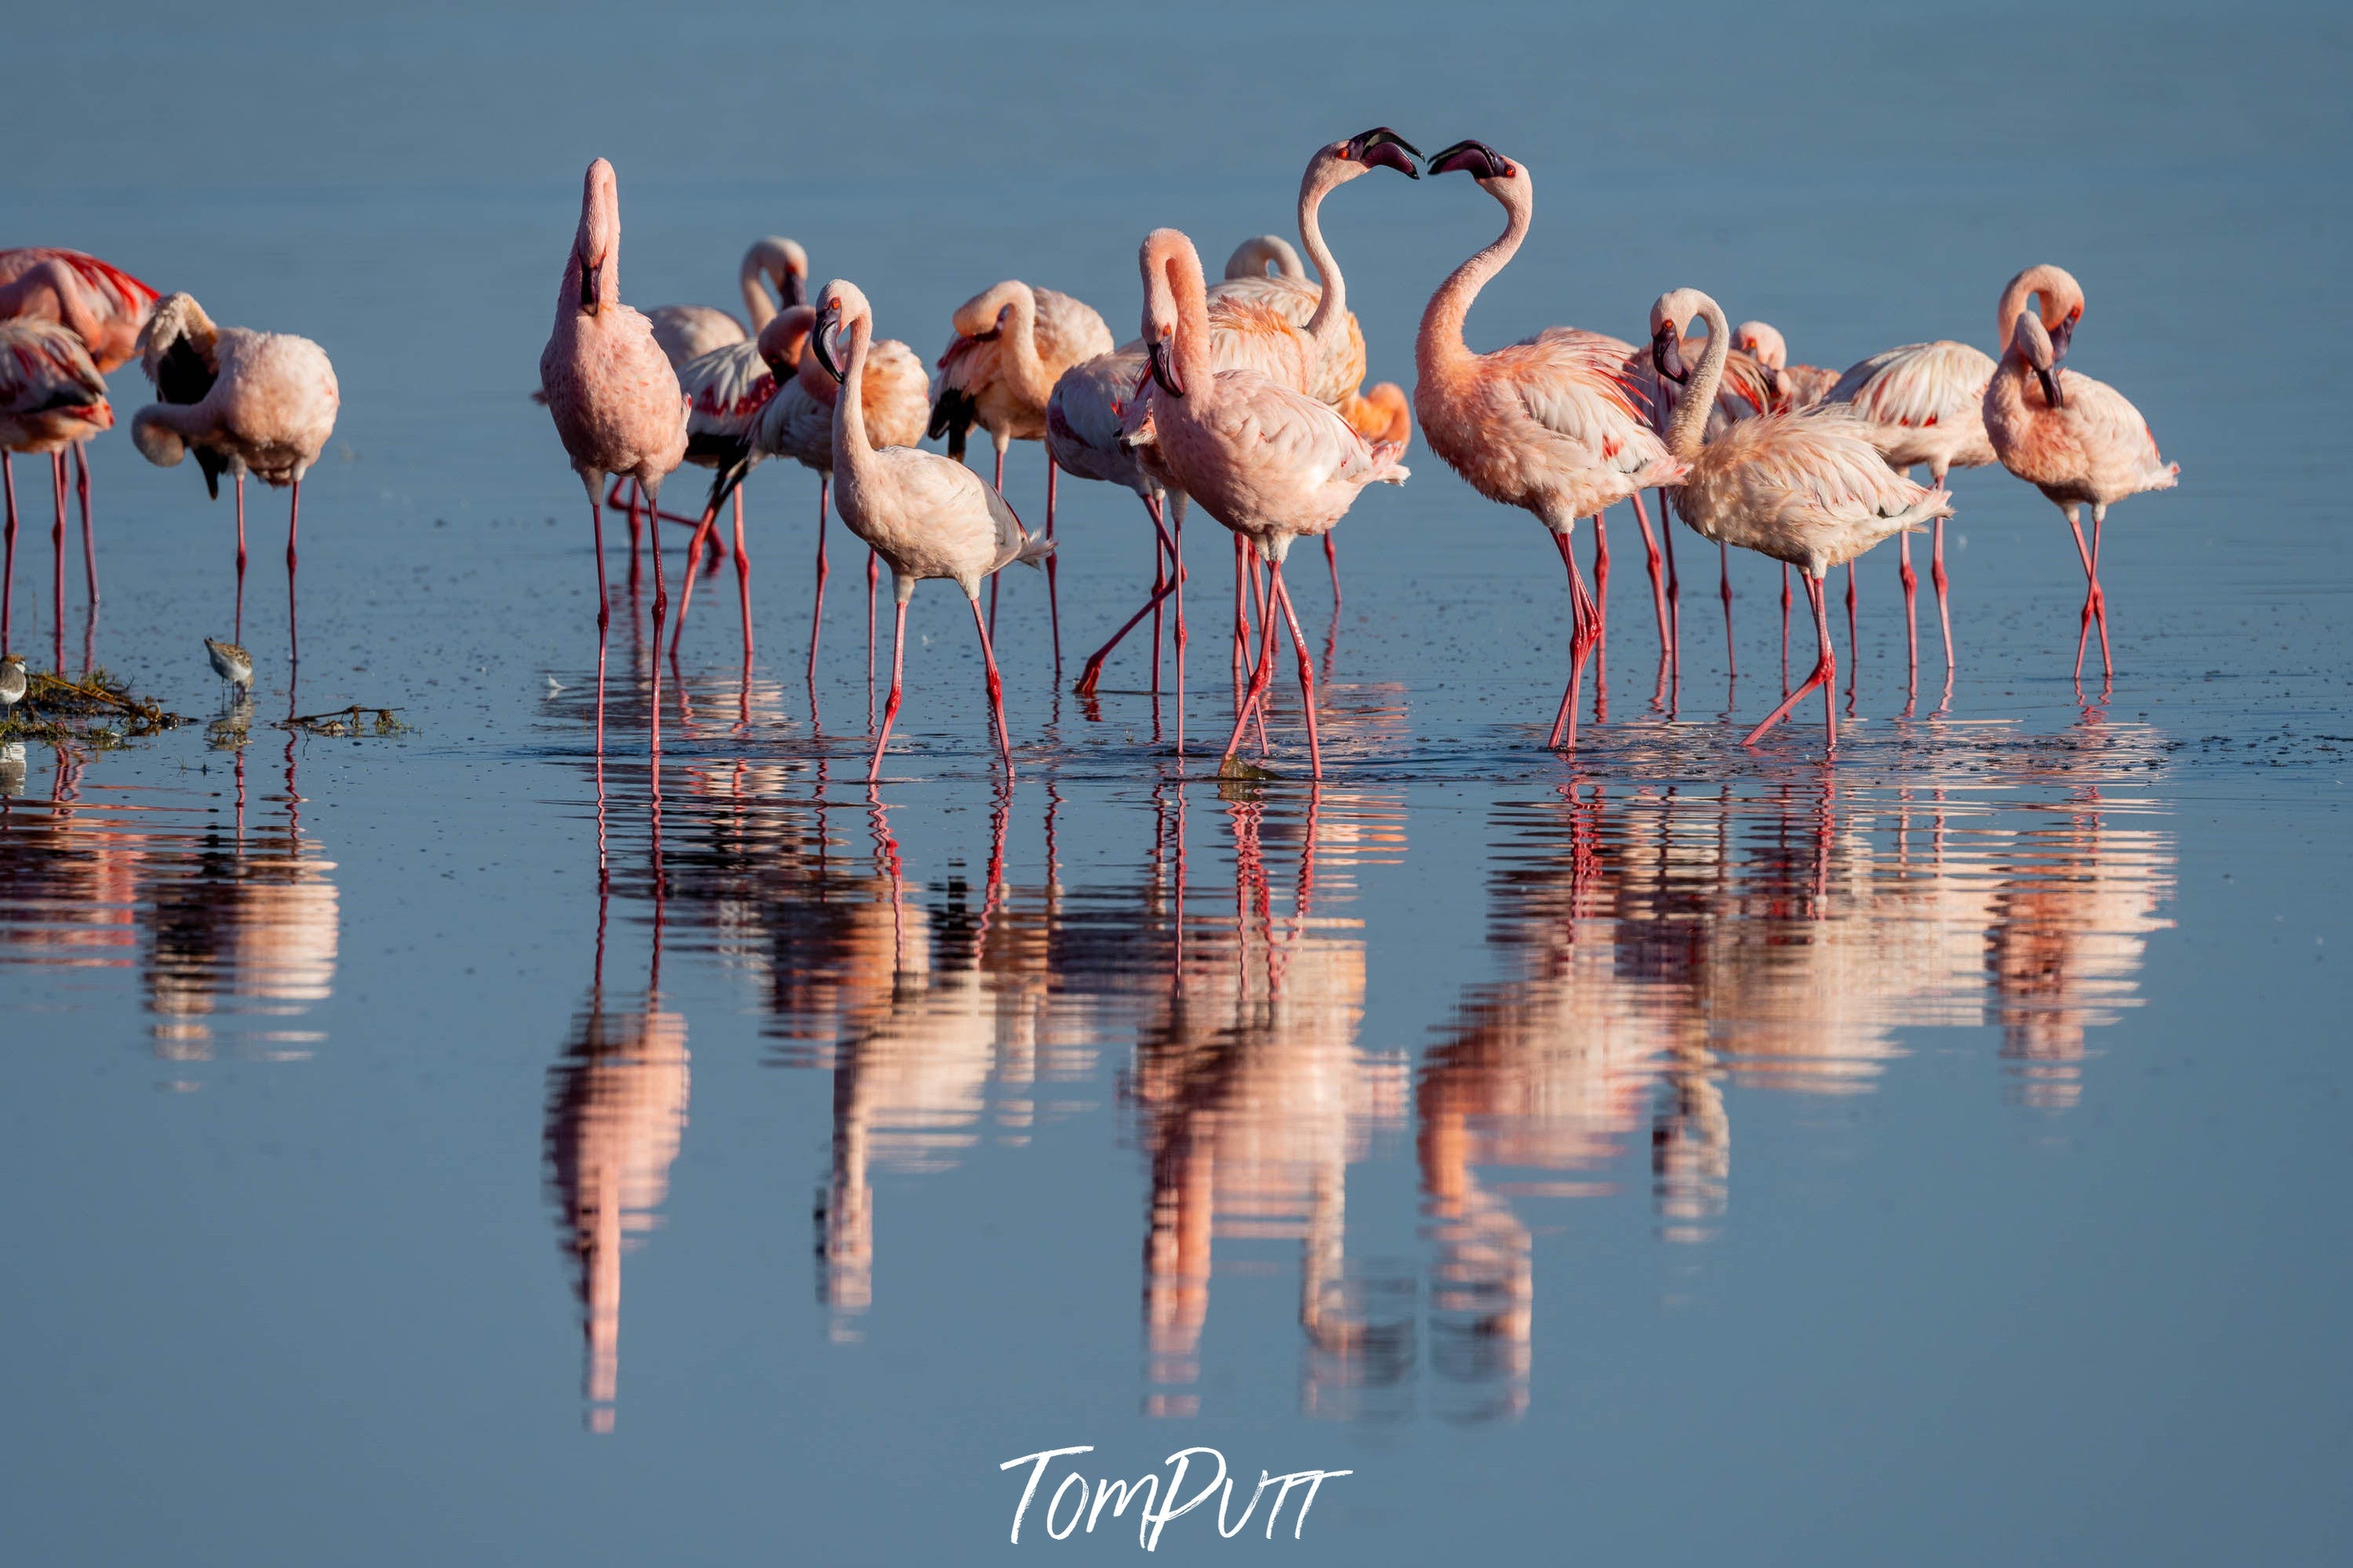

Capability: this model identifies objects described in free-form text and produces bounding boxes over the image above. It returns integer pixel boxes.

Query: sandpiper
[0,654,27,715]
[205,638,252,701]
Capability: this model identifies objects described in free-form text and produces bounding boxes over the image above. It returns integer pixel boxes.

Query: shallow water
[5,2,2351,1563]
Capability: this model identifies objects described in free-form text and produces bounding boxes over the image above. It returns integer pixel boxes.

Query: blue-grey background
[3,2,2348,1563]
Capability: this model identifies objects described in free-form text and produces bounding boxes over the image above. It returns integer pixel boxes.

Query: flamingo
[659,329,778,662]
[643,235,808,368]
[0,320,112,663]
[539,158,688,755]
[1981,264,2177,691]
[1220,235,1308,283]
[1412,140,1683,751]
[129,293,338,660]
[1732,322,1838,410]
[1133,228,1408,780]
[0,249,157,607]
[813,279,1052,780]
[1822,336,2000,701]
[691,304,929,689]
[1645,287,1952,754]
[927,278,1111,665]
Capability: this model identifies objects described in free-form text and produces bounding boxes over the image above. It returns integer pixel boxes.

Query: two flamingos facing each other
[130,293,339,663]
[813,278,1052,781]
[541,157,688,755]
[1980,263,2177,694]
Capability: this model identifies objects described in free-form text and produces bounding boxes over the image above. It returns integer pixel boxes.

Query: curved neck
[1298,162,1348,353]
[1000,286,1050,403]
[833,316,876,478]
[1416,181,1529,380]
[741,253,778,331]
[1665,299,1731,460]
[1167,247,1215,400]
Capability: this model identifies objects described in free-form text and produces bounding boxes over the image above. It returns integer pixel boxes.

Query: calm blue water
[4,2,2349,1563]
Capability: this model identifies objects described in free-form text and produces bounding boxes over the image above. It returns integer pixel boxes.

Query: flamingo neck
[1298,162,1348,355]
[1666,298,1732,460]
[833,317,876,480]
[1000,286,1053,406]
[1167,248,1215,403]
[741,253,777,331]
[1417,182,1529,384]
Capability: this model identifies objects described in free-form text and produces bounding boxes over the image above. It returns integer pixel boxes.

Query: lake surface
[4,2,2349,1563]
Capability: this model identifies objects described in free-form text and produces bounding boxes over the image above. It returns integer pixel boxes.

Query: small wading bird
[540,158,688,755]
[206,636,252,702]
[928,277,1112,663]
[1979,264,2176,692]
[1645,286,1952,754]
[1412,139,1682,749]
[1133,228,1407,780]
[0,249,156,608]
[130,294,339,658]
[0,652,26,713]
[812,279,1052,780]
[0,320,113,662]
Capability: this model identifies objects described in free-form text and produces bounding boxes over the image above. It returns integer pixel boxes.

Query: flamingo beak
[578,253,600,315]
[2035,365,2064,409]
[812,310,846,384]
[1651,321,1688,384]
[1149,335,1185,398]
[1426,138,1510,180]
[1349,127,1422,179]
[1762,365,1783,399]
[781,271,807,309]
[2049,311,2077,364]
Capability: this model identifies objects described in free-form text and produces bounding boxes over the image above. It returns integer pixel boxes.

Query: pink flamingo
[0,249,158,606]
[643,235,808,368]
[1980,264,2177,692]
[1135,228,1408,780]
[1823,337,1999,702]
[660,329,778,662]
[1646,287,1952,755]
[0,320,112,663]
[539,158,687,755]
[927,278,1112,665]
[1732,322,1838,410]
[1413,140,1684,750]
[130,294,338,660]
[810,279,1052,780]
[688,304,928,689]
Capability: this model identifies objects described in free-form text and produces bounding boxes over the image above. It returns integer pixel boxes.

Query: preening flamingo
[1134,228,1408,780]
[540,158,688,754]
[1980,264,2177,691]
[1823,335,1999,700]
[1733,322,1838,410]
[691,304,928,689]
[0,249,158,607]
[1647,287,1952,754]
[927,278,1111,664]
[130,294,337,660]
[1221,235,1307,284]
[0,320,112,663]
[814,279,1052,780]
[644,235,809,368]
[1412,140,1683,750]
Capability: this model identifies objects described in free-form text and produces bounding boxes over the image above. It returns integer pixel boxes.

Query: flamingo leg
[1546,528,1599,751]
[75,442,95,606]
[1898,532,1919,715]
[987,567,998,638]
[1717,538,1735,680]
[670,503,720,659]
[2089,503,2112,685]
[1269,563,1321,780]
[2,452,15,655]
[625,480,643,585]
[590,484,608,755]
[1591,511,1610,723]
[1930,511,1955,713]
[1658,486,1681,686]
[866,548,880,702]
[49,454,66,672]
[1843,561,1860,709]
[1743,572,1836,749]
[731,487,752,662]
[1629,488,1669,658]
[234,473,247,644]
[1171,499,1186,759]
[1074,494,1180,698]
[969,590,1014,776]
[285,479,301,670]
[647,482,668,760]
[1324,531,1342,609]
[1780,563,1792,692]
[1219,555,1284,771]
[1045,453,1061,674]
[869,593,906,782]
[808,476,829,693]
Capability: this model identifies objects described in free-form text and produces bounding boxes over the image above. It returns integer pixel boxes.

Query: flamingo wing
[679,340,775,440]
[1829,341,1996,428]
[2054,369,2170,468]
[861,339,933,450]
[0,320,107,413]
[1492,335,1666,477]
[0,248,158,326]
[1029,288,1113,369]
[1710,408,1943,522]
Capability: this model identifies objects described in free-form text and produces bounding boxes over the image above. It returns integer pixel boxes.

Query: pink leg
[1844,562,1859,707]
[866,548,880,697]
[1074,494,1180,697]
[1931,514,1955,711]
[808,477,830,690]
[2,452,15,654]
[1171,502,1186,757]
[2089,507,2111,685]
[1629,488,1669,659]
[285,479,302,668]
[647,482,668,759]
[49,453,66,671]
[1898,531,1919,709]
[1717,539,1736,680]
[731,488,753,661]
[1743,573,1836,750]
[671,504,720,658]
[1149,516,1167,697]
[968,591,1014,775]
[1591,511,1610,723]
[1780,563,1792,691]
[1269,565,1321,780]
[1659,487,1681,681]
[1324,530,1342,609]
[235,473,247,643]
[1220,556,1284,769]
[1545,529,1600,751]
[1044,453,1061,674]
[590,485,609,755]
[75,442,96,605]
[987,567,998,638]
[1231,532,1249,711]
[869,595,906,781]
[625,480,643,584]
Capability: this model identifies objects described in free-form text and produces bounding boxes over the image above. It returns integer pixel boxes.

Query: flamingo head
[1323,127,1422,184]
[1734,320,1787,398]
[747,237,810,309]
[1650,290,1708,384]
[1426,138,1520,191]
[2012,311,2063,408]
[757,305,817,378]
[810,279,869,385]
[574,158,621,316]
[1138,230,1193,398]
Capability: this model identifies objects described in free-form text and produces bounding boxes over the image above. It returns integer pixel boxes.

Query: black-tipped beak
[2049,311,2077,365]
[2035,365,2064,409]
[1762,365,1783,399]
[1426,138,1510,180]
[781,271,807,309]
[1651,322,1688,384]
[1350,127,1422,179]
[812,311,846,384]
[1149,336,1185,398]
[578,254,600,314]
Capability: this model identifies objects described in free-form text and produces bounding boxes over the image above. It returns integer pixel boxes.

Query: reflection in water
[0,736,339,1068]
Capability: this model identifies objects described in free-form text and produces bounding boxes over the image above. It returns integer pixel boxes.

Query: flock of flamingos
[0,129,2180,773]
